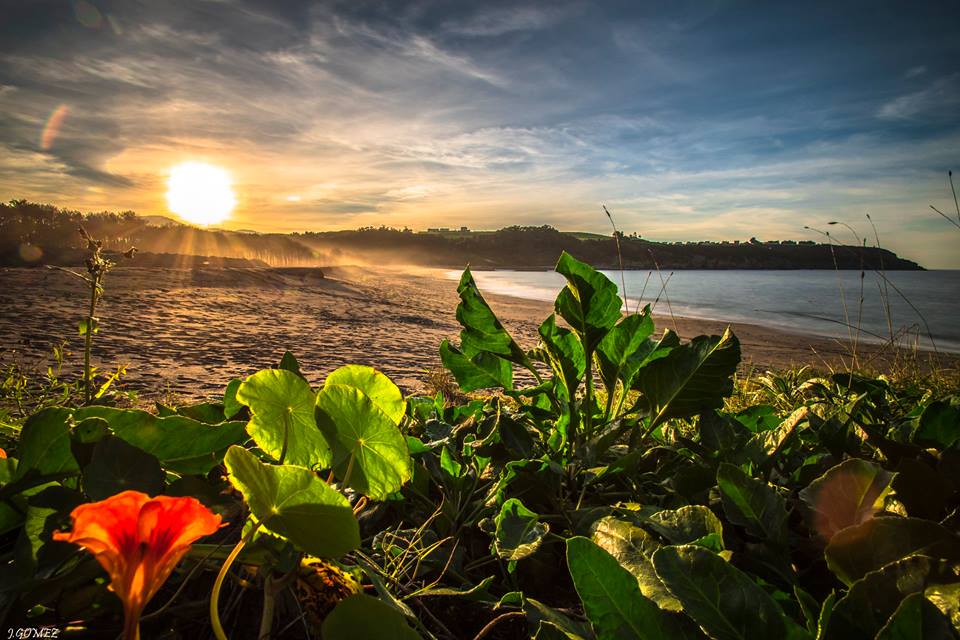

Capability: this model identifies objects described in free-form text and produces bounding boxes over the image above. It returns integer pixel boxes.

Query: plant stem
[83,276,97,404]
[211,521,262,640]
[258,574,277,640]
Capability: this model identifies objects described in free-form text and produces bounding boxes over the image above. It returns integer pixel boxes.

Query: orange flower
[54,491,222,640]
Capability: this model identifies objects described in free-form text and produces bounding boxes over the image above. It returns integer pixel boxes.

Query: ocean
[446,269,960,353]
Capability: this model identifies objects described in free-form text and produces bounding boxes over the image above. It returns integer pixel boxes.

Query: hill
[0,200,923,270]
[298,225,923,270]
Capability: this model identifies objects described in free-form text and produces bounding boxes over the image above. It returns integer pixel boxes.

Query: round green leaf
[324,365,406,425]
[315,384,413,500]
[224,446,359,558]
[237,369,331,469]
[322,594,422,640]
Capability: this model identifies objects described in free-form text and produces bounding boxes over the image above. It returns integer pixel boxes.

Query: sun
[165,162,236,226]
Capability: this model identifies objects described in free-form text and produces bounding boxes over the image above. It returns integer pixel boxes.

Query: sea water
[446,269,960,353]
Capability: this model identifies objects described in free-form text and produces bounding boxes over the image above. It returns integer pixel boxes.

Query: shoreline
[0,265,954,403]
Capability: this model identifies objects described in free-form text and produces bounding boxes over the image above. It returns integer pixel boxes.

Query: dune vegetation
[0,237,957,640]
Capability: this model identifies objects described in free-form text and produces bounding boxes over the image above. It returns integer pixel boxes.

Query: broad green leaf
[176,402,226,425]
[315,384,413,500]
[717,463,788,546]
[652,544,790,640]
[74,407,246,475]
[81,436,164,500]
[633,329,741,424]
[325,365,406,425]
[824,518,960,585]
[567,537,697,640]
[14,408,78,480]
[876,593,957,640]
[799,459,895,542]
[535,314,585,401]
[554,252,623,352]
[439,340,512,392]
[597,310,655,391]
[223,378,243,419]
[914,401,960,448]
[647,505,724,546]
[455,267,530,365]
[224,446,359,558]
[824,555,959,640]
[237,369,331,468]
[591,516,680,611]
[493,498,549,561]
[322,593,422,640]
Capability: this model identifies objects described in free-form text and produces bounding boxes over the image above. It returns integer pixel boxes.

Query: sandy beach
[1,265,951,402]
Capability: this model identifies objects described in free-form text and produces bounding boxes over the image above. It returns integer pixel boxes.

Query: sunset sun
[165,162,236,226]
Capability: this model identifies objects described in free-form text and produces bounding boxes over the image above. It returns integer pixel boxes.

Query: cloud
[0,1,957,266]
[877,75,960,120]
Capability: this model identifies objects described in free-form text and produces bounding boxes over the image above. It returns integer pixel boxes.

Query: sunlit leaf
[315,384,412,500]
[236,369,331,469]
[324,365,406,426]
[590,516,680,611]
[224,446,359,558]
[647,505,724,546]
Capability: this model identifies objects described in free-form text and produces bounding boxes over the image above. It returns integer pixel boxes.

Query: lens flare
[40,104,69,150]
[166,162,236,226]
[72,0,103,29]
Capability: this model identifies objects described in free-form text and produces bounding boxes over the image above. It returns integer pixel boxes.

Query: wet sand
[0,266,951,402]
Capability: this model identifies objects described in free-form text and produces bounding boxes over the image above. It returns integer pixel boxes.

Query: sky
[1,1,959,267]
